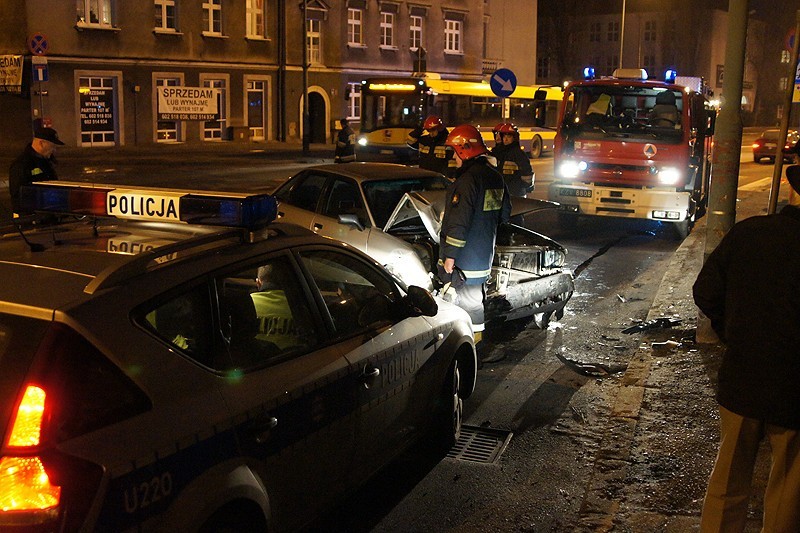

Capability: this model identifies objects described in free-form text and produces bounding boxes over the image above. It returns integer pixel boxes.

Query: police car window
[143,285,213,366]
[299,250,399,337]
[216,256,319,371]
[274,172,327,212]
[322,178,369,224]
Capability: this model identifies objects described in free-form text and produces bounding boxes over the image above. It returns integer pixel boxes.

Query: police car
[0,182,476,532]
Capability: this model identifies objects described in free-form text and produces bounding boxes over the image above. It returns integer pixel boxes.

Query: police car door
[297,247,441,485]
[212,253,359,531]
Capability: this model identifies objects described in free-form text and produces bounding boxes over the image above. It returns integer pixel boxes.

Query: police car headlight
[558,160,586,179]
[384,252,433,291]
[658,167,681,185]
[358,137,368,147]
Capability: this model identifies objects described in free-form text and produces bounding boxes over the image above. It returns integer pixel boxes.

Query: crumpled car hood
[384,190,561,242]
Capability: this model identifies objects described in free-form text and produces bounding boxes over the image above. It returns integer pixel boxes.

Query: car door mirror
[405,285,438,317]
[338,213,365,231]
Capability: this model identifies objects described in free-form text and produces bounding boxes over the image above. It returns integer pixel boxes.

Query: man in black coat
[8,126,64,214]
[334,118,356,163]
[692,166,800,533]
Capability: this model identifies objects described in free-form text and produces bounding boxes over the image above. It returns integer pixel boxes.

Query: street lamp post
[302,0,310,155]
[619,0,626,69]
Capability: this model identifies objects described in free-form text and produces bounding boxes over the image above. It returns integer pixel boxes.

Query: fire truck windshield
[563,85,684,142]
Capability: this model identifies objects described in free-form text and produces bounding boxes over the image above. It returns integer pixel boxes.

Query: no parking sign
[28,33,49,56]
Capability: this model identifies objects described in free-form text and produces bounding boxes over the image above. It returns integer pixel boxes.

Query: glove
[437,263,466,289]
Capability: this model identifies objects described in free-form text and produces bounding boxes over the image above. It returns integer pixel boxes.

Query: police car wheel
[432,358,462,452]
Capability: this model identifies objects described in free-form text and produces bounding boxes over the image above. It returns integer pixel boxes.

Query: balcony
[482,59,502,75]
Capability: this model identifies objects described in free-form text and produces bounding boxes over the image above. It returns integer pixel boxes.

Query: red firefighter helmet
[492,122,519,142]
[423,115,444,132]
[446,124,489,161]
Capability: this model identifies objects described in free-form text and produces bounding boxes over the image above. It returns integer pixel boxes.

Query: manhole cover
[446,425,513,464]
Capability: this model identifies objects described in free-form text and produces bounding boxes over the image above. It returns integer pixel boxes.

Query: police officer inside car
[439,124,511,352]
[8,125,64,215]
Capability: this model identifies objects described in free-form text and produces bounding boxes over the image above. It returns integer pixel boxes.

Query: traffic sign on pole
[31,55,48,82]
[28,33,49,56]
[490,68,517,98]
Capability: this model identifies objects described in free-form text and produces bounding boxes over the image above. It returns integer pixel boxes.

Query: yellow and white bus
[356,74,563,163]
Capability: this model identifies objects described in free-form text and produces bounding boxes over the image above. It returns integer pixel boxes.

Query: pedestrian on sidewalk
[8,125,64,215]
[692,166,800,533]
[334,118,356,163]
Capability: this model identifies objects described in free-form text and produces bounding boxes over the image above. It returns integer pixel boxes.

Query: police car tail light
[0,385,62,524]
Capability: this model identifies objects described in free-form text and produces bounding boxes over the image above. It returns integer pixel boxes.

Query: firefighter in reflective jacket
[406,115,457,177]
[439,124,511,345]
[491,122,534,198]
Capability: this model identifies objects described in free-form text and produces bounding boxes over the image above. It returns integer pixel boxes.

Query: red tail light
[1,385,61,525]
[752,142,761,149]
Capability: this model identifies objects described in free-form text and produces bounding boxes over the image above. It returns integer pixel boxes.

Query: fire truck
[546,68,715,238]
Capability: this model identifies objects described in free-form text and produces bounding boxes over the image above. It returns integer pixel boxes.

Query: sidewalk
[578,181,787,532]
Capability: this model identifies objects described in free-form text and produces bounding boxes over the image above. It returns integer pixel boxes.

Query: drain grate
[446,425,513,464]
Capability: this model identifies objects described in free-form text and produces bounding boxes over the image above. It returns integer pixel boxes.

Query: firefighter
[492,122,534,225]
[406,115,456,177]
[438,124,511,350]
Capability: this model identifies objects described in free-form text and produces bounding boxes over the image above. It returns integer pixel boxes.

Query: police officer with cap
[406,115,457,177]
[8,125,65,215]
[438,124,511,351]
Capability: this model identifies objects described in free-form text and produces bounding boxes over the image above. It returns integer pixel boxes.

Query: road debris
[556,353,628,377]
[621,317,682,334]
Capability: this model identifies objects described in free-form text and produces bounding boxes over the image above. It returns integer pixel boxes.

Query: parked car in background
[0,181,476,532]
[752,128,799,163]
[273,163,575,327]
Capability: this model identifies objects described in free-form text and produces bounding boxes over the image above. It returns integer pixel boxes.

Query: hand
[444,257,455,274]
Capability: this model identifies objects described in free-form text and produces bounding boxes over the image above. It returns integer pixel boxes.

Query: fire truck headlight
[358,137,368,146]
[658,167,681,185]
[558,160,586,179]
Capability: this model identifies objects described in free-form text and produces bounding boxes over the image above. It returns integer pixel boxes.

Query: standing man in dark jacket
[491,122,534,225]
[439,124,511,348]
[8,126,64,214]
[406,115,456,177]
[334,118,356,163]
[692,166,800,533]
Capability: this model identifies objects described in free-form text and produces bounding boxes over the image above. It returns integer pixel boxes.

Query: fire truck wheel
[530,136,543,159]
[673,218,692,240]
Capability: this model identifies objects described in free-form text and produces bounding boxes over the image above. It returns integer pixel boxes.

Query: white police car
[0,182,476,532]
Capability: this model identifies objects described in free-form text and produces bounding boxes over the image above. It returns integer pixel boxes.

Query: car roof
[302,163,446,182]
[0,216,320,314]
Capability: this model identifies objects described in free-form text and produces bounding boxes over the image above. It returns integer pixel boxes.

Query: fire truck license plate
[560,188,592,198]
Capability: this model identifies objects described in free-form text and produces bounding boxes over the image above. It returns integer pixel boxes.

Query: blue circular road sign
[490,68,517,98]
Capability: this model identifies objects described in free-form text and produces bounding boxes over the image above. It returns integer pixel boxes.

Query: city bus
[355,74,562,163]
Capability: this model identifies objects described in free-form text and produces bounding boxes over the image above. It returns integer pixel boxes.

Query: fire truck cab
[547,68,715,238]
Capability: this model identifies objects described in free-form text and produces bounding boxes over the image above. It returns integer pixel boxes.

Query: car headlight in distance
[658,166,681,185]
[558,160,587,179]
[358,137,368,146]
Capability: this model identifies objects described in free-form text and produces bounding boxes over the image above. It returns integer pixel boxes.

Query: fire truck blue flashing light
[583,67,596,80]
[665,69,678,83]
[20,182,279,229]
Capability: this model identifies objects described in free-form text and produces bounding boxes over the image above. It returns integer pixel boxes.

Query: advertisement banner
[157,87,219,120]
[80,87,114,131]
[0,55,23,93]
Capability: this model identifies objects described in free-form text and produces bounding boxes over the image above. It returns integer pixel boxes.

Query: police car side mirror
[405,285,438,317]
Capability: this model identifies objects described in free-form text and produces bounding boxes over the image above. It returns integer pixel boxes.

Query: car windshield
[761,130,779,141]
[563,85,684,143]
[362,176,450,228]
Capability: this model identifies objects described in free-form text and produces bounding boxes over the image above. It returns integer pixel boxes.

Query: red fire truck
[546,68,715,238]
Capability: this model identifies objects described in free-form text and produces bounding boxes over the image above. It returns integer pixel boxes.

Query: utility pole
[302,0,310,156]
[697,0,749,343]
[619,0,626,69]
[277,0,286,142]
[767,10,800,214]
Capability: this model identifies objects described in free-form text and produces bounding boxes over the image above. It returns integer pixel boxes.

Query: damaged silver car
[273,163,574,326]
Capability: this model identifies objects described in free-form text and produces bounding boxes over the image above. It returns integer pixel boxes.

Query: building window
[607,21,619,42]
[380,11,395,47]
[306,18,321,64]
[644,20,656,42]
[154,0,176,31]
[410,15,422,50]
[79,76,117,146]
[605,55,619,76]
[347,82,361,120]
[643,55,656,76]
[155,77,181,142]
[247,79,267,141]
[202,0,222,35]
[76,0,114,26]
[348,8,363,45]
[537,57,550,80]
[444,19,462,54]
[202,78,227,140]
[246,0,265,38]
[589,22,601,42]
